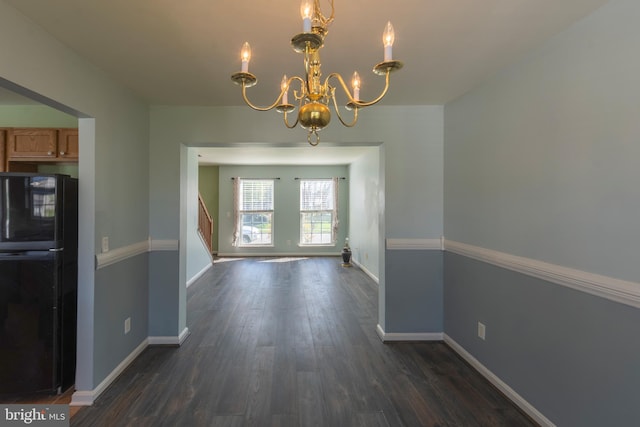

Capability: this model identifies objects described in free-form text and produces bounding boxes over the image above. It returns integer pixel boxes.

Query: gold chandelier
[231,0,403,146]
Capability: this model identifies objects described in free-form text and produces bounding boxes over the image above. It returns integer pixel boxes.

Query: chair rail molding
[95,237,180,269]
[386,237,443,250]
[444,239,640,310]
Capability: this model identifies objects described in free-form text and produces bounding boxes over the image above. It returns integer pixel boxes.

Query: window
[299,179,336,245]
[237,179,273,246]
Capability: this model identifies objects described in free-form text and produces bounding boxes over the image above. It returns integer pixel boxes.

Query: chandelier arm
[290,75,306,95]
[283,108,300,129]
[326,70,391,108]
[330,87,358,127]
[283,76,305,129]
[315,0,335,27]
[290,75,307,101]
[325,73,356,104]
[240,82,285,112]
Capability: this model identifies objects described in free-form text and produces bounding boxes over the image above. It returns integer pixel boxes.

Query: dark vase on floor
[341,238,352,267]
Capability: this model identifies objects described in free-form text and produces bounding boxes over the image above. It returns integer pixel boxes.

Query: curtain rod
[230,177,280,180]
[294,177,346,180]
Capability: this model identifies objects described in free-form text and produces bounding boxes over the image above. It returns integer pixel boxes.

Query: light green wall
[217,165,349,255]
[0,105,78,127]
[198,165,219,253]
[38,163,79,178]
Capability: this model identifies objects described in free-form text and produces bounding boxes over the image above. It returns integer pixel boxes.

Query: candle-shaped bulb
[383,21,395,61]
[241,42,251,72]
[351,71,361,101]
[300,0,313,32]
[281,75,289,105]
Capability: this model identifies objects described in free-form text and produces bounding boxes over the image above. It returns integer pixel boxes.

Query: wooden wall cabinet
[5,128,78,165]
[7,128,57,159]
[57,129,79,161]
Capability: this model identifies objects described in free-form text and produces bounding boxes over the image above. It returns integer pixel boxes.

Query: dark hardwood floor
[72,256,537,426]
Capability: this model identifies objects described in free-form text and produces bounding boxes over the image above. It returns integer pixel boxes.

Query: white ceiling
[1,0,611,164]
[4,0,610,106]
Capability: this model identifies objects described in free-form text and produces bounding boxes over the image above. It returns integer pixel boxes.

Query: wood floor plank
[316,345,354,426]
[70,256,538,427]
[296,371,324,427]
[243,346,275,426]
[351,411,391,427]
[270,343,298,416]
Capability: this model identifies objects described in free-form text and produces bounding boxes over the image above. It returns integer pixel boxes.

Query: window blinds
[299,179,334,211]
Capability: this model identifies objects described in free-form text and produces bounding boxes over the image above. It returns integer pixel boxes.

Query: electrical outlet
[124,317,131,334]
[102,236,109,253]
[478,322,486,340]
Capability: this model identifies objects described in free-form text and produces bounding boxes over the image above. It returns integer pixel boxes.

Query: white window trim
[236,178,275,247]
[299,178,338,247]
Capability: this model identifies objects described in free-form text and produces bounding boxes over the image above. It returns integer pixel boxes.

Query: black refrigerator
[0,173,78,395]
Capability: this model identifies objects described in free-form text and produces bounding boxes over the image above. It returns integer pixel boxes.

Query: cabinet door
[58,129,79,160]
[7,128,57,159]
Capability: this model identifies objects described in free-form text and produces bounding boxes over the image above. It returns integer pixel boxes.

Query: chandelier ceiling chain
[231,0,403,146]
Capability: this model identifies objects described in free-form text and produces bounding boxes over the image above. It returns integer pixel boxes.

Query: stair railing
[198,193,213,252]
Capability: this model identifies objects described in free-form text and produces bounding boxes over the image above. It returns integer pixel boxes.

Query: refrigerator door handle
[49,247,64,252]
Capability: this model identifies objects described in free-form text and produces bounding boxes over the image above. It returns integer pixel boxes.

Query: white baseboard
[352,259,379,285]
[376,324,444,342]
[148,327,190,346]
[216,252,342,257]
[71,328,190,406]
[187,263,213,288]
[70,338,148,406]
[373,326,553,425]
[443,334,555,427]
